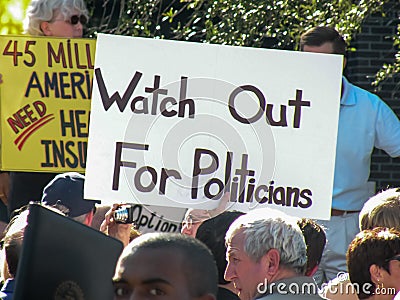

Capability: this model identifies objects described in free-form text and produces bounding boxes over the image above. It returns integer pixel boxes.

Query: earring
[376,279,384,290]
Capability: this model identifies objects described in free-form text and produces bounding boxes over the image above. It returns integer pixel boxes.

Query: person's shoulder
[322,273,358,300]
[346,80,392,112]
[348,82,381,102]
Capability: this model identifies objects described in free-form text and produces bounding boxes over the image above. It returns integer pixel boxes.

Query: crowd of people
[0,0,400,299]
[1,180,400,299]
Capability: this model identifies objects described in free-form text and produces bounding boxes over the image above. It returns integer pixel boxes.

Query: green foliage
[373,23,400,86]
[85,0,184,38]
[172,0,365,48]
[85,0,400,84]
[3,0,394,81]
[87,0,387,50]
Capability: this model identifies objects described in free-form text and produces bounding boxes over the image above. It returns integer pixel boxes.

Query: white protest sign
[85,33,342,220]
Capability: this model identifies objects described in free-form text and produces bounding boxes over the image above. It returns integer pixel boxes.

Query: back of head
[41,172,99,218]
[121,233,218,298]
[226,208,307,275]
[300,26,346,56]
[359,188,400,231]
[347,227,400,299]
[196,211,245,284]
[26,0,88,35]
[1,209,30,279]
[297,218,326,275]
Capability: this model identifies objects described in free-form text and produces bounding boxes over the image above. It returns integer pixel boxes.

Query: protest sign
[0,35,95,172]
[120,204,186,234]
[85,34,343,220]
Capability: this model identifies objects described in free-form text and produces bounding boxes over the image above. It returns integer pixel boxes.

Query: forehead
[302,42,334,54]
[117,248,187,283]
[227,229,246,252]
[185,209,209,221]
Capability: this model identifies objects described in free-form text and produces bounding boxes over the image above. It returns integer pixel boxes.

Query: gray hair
[226,208,307,274]
[25,0,88,36]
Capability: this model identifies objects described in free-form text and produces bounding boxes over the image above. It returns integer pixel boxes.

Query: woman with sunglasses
[26,0,88,37]
[347,227,400,300]
[6,0,89,218]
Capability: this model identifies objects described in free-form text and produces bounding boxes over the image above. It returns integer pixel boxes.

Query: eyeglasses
[69,15,88,25]
[182,215,195,230]
[385,254,400,262]
[182,215,205,230]
[52,15,88,25]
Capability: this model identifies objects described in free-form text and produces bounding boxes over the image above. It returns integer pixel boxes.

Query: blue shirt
[332,77,400,210]
[0,278,15,300]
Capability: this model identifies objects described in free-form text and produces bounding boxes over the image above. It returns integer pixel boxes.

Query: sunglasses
[53,15,88,25]
[68,15,88,25]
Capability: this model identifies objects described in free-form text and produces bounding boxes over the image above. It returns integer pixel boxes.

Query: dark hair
[4,235,23,277]
[2,208,30,277]
[130,233,218,297]
[300,26,346,56]
[347,227,400,299]
[196,211,245,284]
[297,218,326,275]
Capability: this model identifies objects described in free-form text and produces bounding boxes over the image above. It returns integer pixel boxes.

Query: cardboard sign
[125,204,186,234]
[85,34,343,220]
[0,35,95,172]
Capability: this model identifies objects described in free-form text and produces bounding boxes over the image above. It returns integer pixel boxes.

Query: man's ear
[263,248,280,276]
[40,21,51,36]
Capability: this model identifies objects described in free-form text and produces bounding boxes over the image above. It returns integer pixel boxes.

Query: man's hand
[209,191,230,217]
[100,203,131,247]
[0,172,10,205]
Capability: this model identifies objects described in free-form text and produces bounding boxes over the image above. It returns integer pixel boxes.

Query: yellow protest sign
[0,35,95,172]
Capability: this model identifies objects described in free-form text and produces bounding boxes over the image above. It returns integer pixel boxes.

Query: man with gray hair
[224,208,323,300]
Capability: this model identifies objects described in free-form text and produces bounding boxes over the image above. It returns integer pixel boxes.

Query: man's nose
[224,261,234,281]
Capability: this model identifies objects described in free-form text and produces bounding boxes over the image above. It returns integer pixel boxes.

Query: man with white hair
[224,208,323,300]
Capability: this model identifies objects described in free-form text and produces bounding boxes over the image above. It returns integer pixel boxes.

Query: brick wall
[345,0,400,192]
